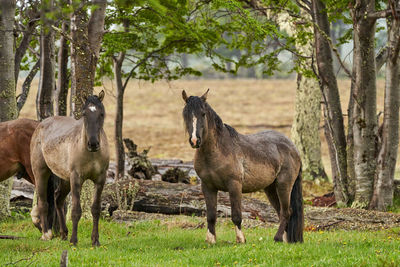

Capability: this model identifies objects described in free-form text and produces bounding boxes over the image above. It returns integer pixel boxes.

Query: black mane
[183,96,238,139]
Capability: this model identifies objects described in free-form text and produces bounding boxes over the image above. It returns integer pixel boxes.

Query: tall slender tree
[37,0,55,120]
[0,0,17,218]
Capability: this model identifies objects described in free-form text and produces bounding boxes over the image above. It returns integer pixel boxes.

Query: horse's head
[182,89,209,149]
[82,90,105,152]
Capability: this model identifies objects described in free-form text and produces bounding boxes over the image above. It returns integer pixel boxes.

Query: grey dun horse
[30,91,109,246]
[182,89,303,244]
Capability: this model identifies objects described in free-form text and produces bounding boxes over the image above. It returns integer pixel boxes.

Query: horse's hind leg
[202,183,217,244]
[31,140,52,240]
[228,181,245,243]
[91,173,106,247]
[55,179,70,240]
[69,171,82,246]
[264,182,280,216]
[274,171,294,243]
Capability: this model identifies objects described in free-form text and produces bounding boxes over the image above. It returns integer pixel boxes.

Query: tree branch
[17,59,40,112]
[375,46,388,71]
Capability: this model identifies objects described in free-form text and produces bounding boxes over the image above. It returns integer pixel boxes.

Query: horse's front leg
[228,181,245,243]
[69,171,82,246]
[91,173,106,247]
[202,183,217,244]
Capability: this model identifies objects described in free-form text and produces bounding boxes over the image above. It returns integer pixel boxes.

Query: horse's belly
[0,162,20,182]
[241,166,276,193]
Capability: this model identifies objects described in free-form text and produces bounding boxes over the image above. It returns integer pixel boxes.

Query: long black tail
[287,167,304,243]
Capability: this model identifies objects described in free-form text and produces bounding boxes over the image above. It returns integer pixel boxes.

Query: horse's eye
[202,112,206,117]
[100,113,104,117]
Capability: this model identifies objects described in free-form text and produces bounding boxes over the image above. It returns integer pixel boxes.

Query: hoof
[31,207,41,232]
[274,235,283,242]
[41,230,53,241]
[283,231,288,243]
[70,238,78,246]
[235,226,246,244]
[92,240,101,247]
[205,229,216,244]
[60,232,68,241]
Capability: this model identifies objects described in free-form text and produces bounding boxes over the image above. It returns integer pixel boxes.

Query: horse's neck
[198,122,224,156]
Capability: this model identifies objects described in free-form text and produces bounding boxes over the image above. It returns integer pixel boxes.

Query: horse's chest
[77,159,105,179]
[194,160,238,191]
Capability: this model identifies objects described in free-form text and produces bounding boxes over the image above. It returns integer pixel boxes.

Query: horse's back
[241,130,299,161]
[36,116,81,143]
[235,130,300,192]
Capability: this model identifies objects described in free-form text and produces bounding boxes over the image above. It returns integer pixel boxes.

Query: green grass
[1,216,400,267]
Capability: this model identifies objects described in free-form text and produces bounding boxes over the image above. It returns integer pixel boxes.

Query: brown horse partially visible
[0,118,56,231]
[31,91,109,246]
[182,90,304,244]
[0,118,38,184]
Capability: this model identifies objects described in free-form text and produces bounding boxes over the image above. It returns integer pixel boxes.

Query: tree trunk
[370,13,400,210]
[291,73,327,181]
[290,10,327,181]
[113,53,126,180]
[0,0,17,219]
[0,0,18,121]
[70,0,106,118]
[311,0,349,206]
[55,18,69,116]
[36,0,55,121]
[350,1,377,209]
[346,56,357,203]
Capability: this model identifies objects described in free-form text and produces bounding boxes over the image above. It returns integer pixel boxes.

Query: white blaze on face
[191,114,198,144]
[88,105,97,112]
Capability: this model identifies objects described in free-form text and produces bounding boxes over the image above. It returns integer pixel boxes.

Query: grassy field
[1,216,400,267]
[17,78,388,178]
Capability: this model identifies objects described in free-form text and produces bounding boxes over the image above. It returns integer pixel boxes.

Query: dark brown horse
[31,91,109,246]
[182,90,303,244]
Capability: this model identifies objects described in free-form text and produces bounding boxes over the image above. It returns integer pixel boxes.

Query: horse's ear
[80,93,88,105]
[98,90,105,102]
[182,90,188,103]
[201,88,210,101]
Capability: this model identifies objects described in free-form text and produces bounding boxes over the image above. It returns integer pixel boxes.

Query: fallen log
[102,179,279,223]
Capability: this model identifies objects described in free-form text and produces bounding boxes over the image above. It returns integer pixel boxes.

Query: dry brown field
[18,79,387,179]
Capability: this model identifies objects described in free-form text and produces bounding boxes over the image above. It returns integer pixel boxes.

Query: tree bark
[370,12,400,210]
[311,0,349,206]
[291,73,327,182]
[113,52,126,180]
[350,1,377,209]
[70,0,106,118]
[36,0,55,121]
[0,0,17,218]
[290,10,327,181]
[55,18,69,116]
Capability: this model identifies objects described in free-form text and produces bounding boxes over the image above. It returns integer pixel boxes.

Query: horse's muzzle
[189,137,201,149]
[87,141,100,152]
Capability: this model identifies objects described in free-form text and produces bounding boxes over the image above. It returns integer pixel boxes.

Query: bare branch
[17,59,40,112]
[375,46,388,71]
